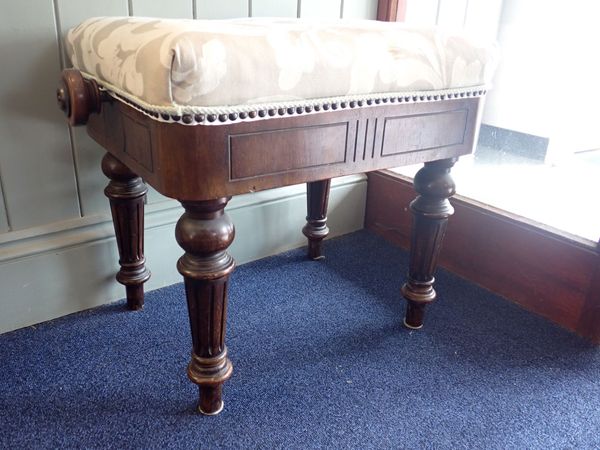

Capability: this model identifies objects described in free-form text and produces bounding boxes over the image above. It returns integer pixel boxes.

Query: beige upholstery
[65,16,498,125]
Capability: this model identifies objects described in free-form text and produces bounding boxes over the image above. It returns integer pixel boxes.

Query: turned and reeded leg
[175,198,235,415]
[102,153,150,310]
[401,158,457,329]
[302,179,331,260]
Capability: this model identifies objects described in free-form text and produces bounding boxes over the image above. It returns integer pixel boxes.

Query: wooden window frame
[376,0,406,21]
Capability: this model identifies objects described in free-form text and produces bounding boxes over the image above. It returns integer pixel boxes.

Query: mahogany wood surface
[578,243,600,343]
[86,96,481,201]
[377,0,407,22]
[57,68,484,413]
[101,153,150,310]
[366,170,600,342]
[401,158,456,329]
[175,198,235,415]
[302,179,331,260]
[57,69,105,127]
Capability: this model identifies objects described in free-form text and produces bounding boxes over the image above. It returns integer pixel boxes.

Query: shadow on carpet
[0,230,598,449]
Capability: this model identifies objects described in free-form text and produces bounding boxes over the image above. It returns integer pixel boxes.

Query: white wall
[404,0,502,39]
[0,0,377,333]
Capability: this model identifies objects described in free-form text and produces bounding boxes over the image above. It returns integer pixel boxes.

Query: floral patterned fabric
[65,16,498,122]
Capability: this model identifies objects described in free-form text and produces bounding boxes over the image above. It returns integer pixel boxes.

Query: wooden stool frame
[58,69,483,415]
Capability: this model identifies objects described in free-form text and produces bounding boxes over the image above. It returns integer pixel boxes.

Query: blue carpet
[1,230,598,449]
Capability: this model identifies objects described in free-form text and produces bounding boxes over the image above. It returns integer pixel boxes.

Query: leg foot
[403,316,424,330]
[198,385,224,415]
[176,198,235,415]
[102,153,150,310]
[402,158,456,329]
[402,298,428,329]
[302,179,331,260]
[125,285,144,310]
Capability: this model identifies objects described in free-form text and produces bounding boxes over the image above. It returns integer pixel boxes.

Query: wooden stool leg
[302,179,331,260]
[175,198,235,415]
[101,153,150,310]
[401,158,456,329]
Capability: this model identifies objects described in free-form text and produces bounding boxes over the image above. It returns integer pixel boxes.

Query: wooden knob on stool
[57,69,105,126]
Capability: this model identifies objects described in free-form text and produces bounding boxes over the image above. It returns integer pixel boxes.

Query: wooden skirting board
[366,170,600,343]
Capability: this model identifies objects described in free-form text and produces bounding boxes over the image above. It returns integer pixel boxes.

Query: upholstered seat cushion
[65,16,497,124]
